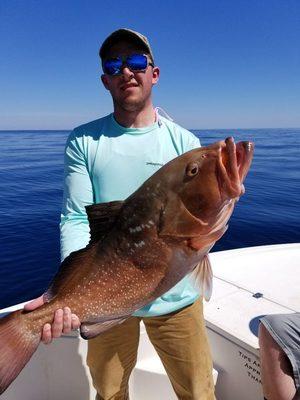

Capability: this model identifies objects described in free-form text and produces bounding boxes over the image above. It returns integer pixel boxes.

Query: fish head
[159,137,254,245]
[178,137,254,219]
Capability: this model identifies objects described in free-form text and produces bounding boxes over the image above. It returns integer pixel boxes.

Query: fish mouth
[218,137,254,199]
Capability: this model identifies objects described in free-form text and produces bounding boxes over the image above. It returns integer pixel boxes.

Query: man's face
[101,41,160,112]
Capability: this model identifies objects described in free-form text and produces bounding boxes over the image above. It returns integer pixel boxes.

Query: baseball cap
[99,28,154,64]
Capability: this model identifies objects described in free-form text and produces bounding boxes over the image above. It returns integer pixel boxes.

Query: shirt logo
[146,162,164,167]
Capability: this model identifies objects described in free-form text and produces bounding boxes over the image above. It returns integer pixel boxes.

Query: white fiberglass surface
[210,243,300,312]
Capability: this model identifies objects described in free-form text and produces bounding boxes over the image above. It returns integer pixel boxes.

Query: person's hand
[24,295,81,344]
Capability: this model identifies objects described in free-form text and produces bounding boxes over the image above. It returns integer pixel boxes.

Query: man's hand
[24,295,81,344]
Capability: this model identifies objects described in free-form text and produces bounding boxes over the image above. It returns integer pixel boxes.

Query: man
[259,314,300,400]
[25,28,215,400]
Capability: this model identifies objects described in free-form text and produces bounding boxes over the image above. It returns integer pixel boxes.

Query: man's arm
[24,129,93,343]
[60,129,94,261]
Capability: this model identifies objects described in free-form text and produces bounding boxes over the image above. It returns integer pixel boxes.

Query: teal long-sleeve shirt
[60,113,201,317]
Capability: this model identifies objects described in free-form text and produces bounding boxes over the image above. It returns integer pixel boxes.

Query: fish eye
[186,162,199,177]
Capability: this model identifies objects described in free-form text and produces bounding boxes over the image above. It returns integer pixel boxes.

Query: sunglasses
[103,54,154,76]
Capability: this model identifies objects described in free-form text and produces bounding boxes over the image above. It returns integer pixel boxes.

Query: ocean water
[0,128,299,309]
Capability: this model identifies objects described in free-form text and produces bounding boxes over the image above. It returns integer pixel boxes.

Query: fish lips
[217,137,254,199]
[235,140,254,182]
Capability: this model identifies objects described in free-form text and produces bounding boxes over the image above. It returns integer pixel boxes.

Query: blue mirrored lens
[127,54,148,70]
[103,54,148,75]
[103,58,122,75]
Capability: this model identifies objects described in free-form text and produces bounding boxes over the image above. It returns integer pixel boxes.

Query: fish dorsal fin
[85,200,124,243]
[191,255,213,301]
[159,196,208,238]
[80,316,128,339]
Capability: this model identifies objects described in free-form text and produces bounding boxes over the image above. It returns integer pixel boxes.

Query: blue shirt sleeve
[183,130,201,152]
[60,130,93,261]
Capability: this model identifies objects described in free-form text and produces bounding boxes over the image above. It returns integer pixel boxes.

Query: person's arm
[24,129,93,343]
[60,129,93,260]
[259,317,298,400]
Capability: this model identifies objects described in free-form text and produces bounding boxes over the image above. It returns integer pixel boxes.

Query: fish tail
[0,310,40,394]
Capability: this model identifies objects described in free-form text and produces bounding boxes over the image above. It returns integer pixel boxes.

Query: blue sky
[0,0,299,129]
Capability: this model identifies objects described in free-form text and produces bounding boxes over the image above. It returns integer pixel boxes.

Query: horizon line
[0,127,300,132]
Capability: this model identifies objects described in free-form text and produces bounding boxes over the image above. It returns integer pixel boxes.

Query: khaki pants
[87,299,214,400]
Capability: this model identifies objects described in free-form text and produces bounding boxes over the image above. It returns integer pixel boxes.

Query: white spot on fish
[134,241,146,248]
[129,225,144,233]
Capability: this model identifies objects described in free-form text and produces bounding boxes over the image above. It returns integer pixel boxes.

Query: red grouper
[0,137,254,394]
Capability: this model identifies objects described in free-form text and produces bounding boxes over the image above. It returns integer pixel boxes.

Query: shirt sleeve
[184,131,201,152]
[60,130,94,261]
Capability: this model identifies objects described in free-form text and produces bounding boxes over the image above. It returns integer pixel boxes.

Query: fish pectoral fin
[85,200,124,243]
[80,316,129,339]
[191,255,213,301]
